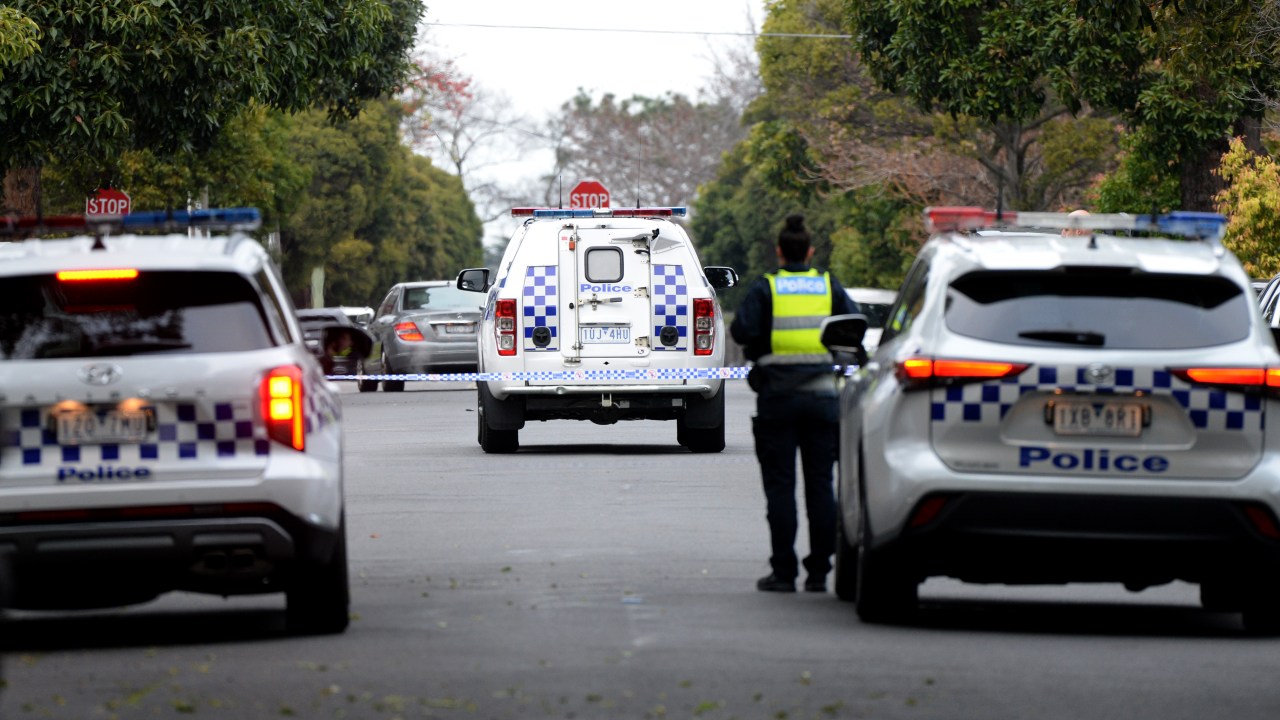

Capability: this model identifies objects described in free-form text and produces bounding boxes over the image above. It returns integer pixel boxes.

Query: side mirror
[322,325,374,359]
[457,268,491,293]
[820,314,869,357]
[1270,326,1280,351]
[704,266,738,290]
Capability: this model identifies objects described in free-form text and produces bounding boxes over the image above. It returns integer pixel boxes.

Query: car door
[557,225,654,360]
[369,287,401,371]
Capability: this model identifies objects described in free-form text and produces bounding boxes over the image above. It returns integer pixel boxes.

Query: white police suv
[0,209,356,634]
[821,207,1280,633]
[456,207,737,453]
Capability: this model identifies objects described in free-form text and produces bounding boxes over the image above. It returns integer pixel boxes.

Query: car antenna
[558,174,563,209]
[995,177,1004,224]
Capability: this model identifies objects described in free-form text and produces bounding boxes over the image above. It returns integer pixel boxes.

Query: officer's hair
[777,213,811,262]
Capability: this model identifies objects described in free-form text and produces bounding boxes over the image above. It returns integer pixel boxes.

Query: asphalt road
[3,381,1280,719]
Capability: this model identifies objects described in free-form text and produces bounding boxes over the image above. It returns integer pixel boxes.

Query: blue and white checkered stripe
[331,367,754,382]
[930,365,1264,431]
[651,264,689,351]
[1,401,269,467]
[522,265,558,352]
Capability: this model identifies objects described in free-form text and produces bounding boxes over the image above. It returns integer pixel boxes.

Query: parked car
[365,281,484,392]
[337,305,375,328]
[844,287,896,356]
[296,308,375,381]
[0,208,361,634]
[824,206,1280,634]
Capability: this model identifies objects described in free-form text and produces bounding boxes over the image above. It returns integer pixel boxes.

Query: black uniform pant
[752,389,839,581]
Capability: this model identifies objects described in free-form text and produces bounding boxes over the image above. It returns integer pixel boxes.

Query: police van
[456,207,737,453]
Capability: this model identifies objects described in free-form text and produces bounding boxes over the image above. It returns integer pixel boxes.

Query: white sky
[416,1,769,246]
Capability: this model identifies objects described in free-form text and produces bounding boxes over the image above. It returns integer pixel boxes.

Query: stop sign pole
[568,180,610,210]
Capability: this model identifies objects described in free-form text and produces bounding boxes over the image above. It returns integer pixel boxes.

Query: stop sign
[569,180,610,210]
[86,187,131,216]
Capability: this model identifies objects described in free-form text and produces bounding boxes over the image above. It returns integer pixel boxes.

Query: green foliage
[1215,137,1280,277]
[827,189,917,289]
[1088,128,1181,214]
[0,6,39,71]
[0,0,423,171]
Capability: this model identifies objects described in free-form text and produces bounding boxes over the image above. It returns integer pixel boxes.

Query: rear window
[0,271,277,360]
[402,285,482,311]
[946,269,1251,350]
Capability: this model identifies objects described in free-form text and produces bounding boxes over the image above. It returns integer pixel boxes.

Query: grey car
[365,281,483,391]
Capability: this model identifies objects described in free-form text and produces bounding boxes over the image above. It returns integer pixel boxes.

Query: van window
[585,248,623,283]
[946,269,1250,349]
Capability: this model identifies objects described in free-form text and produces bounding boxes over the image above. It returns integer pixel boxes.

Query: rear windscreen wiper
[1017,330,1105,346]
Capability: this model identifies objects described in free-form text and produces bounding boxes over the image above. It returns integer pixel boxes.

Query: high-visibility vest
[759,269,833,365]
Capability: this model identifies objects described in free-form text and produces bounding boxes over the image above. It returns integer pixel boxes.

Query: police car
[456,207,737,453]
[821,207,1280,633]
[0,209,356,634]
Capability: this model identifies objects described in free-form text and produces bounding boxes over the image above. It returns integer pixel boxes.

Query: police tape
[326,366,857,382]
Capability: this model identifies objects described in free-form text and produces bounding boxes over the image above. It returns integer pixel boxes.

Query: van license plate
[55,409,151,445]
[580,326,630,344]
[1051,400,1144,437]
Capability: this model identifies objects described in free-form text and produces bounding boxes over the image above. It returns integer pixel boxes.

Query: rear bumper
[388,339,478,372]
[883,492,1280,586]
[0,504,340,608]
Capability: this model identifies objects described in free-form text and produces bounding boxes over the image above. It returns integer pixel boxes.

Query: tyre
[381,351,405,392]
[854,496,918,624]
[678,418,725,453]
[833,517,859,602]
[678,387,725,453]
[477,388,518,453]
[286,520,350,636]
[356,359,378,392]
[1241,582,1280,635]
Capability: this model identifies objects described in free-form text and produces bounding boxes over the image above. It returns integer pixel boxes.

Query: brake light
[496,298,518,356]
[261,365,304,451]
[896,357,1029,388]
[693,298,715,356]
[1171,367,1280,389]
[1243,504,1280,540]
[395,321,425,342]
[56,268,139,282]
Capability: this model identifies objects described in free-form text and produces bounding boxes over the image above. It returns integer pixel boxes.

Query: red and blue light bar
[924,206,1227,241]
[511,207,687,219]
[2,207,262,235]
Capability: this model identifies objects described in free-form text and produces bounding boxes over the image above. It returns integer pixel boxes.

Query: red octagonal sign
[569,180,610,210]
[86,187,131,216]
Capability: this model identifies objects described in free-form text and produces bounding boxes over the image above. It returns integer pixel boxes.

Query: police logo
[1085,363,1113,383]
[79,363,123,386]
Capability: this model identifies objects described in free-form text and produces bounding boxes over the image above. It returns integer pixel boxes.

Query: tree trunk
[2,166,41,216]
[1181,118,1260,212]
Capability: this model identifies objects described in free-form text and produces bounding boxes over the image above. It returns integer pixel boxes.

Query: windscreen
[0,271,276,360]
[945,269,1251,349]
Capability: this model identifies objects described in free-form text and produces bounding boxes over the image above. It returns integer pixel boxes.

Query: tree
[1,0,423,213]
[0,7,39,70]
[1216,136,1280,278]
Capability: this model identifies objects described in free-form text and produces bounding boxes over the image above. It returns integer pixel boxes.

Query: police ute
[820,206,1280,634]
[0,208,362,634]
[457,207,738,453]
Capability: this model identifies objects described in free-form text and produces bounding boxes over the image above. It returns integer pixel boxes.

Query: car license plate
[580,325,630,344]
[1051,399,1144,437]
[55,409,151,445]
[444,323,476,335]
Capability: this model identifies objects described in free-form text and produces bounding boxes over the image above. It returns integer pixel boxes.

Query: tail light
[261,365,304,451]
[1170,367,1280,392]
[395,321,425,342]
[693,298,715,356]
[56,268,140,282]
[1243,503,1280,540]
[496,299,518,356]
[896,357,1029,389]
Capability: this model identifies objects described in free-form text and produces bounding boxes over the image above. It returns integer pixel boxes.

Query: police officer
[730,214,860,593]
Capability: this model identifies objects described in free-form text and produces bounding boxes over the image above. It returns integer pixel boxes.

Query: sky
[415,1,770,244]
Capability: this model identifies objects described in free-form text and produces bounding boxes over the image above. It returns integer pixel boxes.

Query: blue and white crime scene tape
[326,366,857,382]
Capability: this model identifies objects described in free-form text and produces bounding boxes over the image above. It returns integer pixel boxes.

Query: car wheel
[478,390,518,453]
[677,388,725,453]
[286,518,350,636]
[1241,582,1280,635]
[381,351,405,392]
[854,490,918,624]
[356,358,378,393]
[833,515,859,602]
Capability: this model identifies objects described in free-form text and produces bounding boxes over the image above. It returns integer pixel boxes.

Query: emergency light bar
[510,207,687,219]
[1,207,262,236]
[924,206,1228,241]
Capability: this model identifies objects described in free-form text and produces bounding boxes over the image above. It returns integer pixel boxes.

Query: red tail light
[261,365,304,451]
[56,268,139,282]
[896,357,1029,388]
[693,298,715,356]
[1171,367,1280,389]
[1244,504,1280,540]
[496,299,518,356]
[395,321,425,342]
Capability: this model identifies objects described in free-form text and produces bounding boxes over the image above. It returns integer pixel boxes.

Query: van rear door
[559,225,653,360]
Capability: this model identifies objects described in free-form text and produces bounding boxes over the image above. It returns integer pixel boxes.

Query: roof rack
[510,207,687,219]
[924,206,1228,242]
[0,207,262,237]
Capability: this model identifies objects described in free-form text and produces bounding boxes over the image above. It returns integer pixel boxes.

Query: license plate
[1051,400,1144,437]
[444,323,476,334]
[580,325,630,344]
[55,409,151,445]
